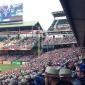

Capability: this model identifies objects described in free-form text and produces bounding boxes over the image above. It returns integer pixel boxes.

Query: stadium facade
[0,21,44,56]
[42,11,77,52]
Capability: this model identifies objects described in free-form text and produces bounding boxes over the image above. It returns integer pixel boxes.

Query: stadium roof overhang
[52,11,65,17]
[60,0,85,47]
[0,21,43,32]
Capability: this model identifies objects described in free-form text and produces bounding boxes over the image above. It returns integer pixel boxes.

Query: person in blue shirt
[75,63,85,85]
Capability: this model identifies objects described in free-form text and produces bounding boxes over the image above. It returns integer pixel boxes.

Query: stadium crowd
[0,34,84,85]
[0,47,84,85]
[0,37,37,50]
[42,34,76,45]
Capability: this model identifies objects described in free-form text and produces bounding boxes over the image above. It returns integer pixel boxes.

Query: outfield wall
[0,60,28,65]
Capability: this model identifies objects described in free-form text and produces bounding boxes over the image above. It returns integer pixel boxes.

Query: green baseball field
[0,64,20,72]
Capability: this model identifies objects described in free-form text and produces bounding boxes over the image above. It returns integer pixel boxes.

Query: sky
[0,0,63,31]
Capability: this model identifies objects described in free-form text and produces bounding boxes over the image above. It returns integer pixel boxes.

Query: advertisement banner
[12,60,22,65]
[3,61,11,64]
[0,60,3,64]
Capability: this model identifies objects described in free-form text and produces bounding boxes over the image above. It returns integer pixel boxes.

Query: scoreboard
[0,3,23,24]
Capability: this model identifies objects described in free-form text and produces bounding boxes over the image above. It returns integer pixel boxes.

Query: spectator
[75,64,85,85]
[57,79,73,85]
[59,68,73,84]
[45,66,60,85]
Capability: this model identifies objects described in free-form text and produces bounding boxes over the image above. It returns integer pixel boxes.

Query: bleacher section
[42,33,77,45]
[0,37,37,50]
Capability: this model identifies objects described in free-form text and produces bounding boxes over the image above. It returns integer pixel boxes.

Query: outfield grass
[0,64,20,72]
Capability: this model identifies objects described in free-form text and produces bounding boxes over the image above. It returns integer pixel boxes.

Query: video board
[0,3,23,24]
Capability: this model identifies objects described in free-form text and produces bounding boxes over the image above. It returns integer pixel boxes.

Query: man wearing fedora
[45,66,60,85]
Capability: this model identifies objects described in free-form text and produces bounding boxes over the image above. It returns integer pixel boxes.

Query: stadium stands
[42,33,76,45]
[0,6,84,85]
[0,47,84,85]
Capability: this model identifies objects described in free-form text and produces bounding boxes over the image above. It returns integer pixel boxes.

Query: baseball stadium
[0,0,84,85]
